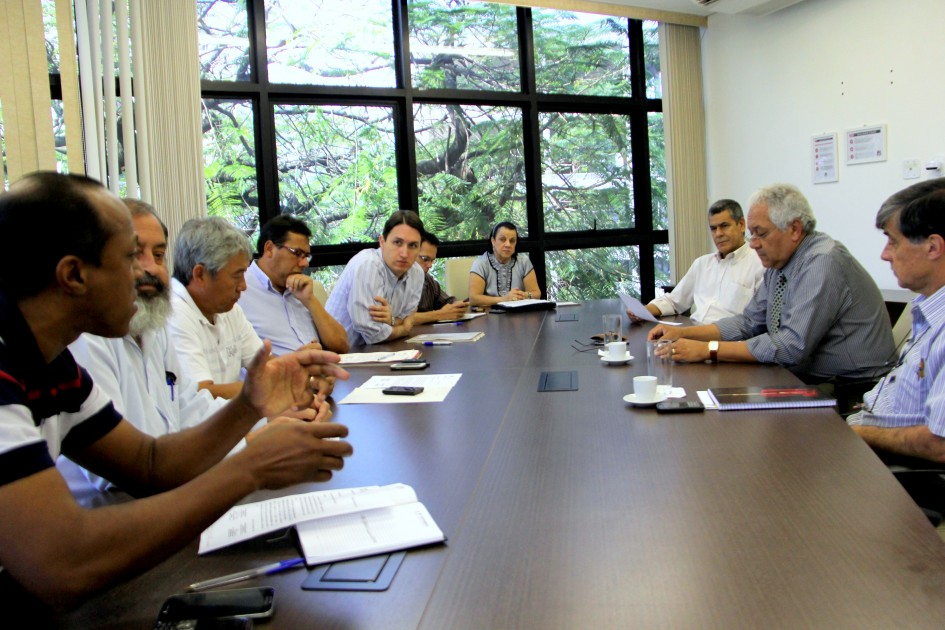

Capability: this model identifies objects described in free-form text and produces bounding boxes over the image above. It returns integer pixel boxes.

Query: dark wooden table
[53,300,945,628]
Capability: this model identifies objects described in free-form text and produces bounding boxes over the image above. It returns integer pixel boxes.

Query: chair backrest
[892,305,913,349]
[310,279,329,305]
[445,256,477,302]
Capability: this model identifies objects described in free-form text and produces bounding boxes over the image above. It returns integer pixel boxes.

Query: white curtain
[69,0,206,235]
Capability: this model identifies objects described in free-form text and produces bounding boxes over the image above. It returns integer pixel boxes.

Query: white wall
[701,0,945,291]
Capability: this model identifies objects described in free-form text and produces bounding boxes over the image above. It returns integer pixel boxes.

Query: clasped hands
[648,325,712,363]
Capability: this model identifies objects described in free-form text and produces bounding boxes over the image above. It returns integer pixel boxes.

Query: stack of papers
[198,484,445,566]
[406,332,484,343]
[338,350,421,365]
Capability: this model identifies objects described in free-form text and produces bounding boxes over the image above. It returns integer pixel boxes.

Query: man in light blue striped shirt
[849,179,945,464]
[649,183,895,383]
[326,211,425,347]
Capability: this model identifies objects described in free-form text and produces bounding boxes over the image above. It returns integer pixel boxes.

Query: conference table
[53,299,945,628]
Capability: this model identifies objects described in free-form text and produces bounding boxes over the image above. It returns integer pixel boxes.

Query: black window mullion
[249,0,278,225]
[518,7,546,296]
[395,0,419,211]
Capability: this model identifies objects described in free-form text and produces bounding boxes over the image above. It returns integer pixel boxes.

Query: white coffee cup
[633,375,658,401]
[607,341,627,360]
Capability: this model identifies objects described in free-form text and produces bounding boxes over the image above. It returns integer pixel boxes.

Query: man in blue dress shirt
[326,211,425,346]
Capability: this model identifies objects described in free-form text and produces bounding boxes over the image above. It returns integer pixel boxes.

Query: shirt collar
[0,291,49,375]
[913,285,945,333]
[171,278,214,327]
[715,240,752,262]
[373,248,409,287]
[779,231,820,279]
[247,260,280,295]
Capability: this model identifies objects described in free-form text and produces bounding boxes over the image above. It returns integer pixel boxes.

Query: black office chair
[879,453,945,526]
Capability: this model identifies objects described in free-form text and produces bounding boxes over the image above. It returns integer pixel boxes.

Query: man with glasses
[649,183,894,390]
[326,211,425,346]
[411,231,470,325]
[849,179,945,466]
[239,215,349,355]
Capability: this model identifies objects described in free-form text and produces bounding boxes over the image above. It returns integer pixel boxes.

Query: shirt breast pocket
[719,280,755,313]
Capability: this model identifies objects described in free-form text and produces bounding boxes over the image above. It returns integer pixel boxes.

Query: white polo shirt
[167,278,264,386]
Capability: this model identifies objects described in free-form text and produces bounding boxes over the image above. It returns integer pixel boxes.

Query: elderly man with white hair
[648,183,895,388]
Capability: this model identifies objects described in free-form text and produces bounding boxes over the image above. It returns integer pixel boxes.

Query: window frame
[199,0,667,301]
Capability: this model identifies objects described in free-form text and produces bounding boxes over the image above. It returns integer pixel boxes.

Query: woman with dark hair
[468,221,541,307]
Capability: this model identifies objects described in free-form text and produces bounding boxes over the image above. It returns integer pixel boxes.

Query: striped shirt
[848,287,945,435]
[715,231,895,380]
[0,292,121,488]
[325,248,423,347]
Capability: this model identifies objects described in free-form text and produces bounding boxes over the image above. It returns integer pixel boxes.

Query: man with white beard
[69,200,224,489]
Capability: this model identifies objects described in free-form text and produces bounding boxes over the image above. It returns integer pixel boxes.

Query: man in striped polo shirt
[0,173,351,608]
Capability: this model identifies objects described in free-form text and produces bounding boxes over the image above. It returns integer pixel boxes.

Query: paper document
[618,294,682,326]
[297,501,445,566]
[406,332,484,343]
[338,373,462,404]
[199,485,394,554]
[338,350,421,365]
[199,484,445,565]
[433,312,486,323]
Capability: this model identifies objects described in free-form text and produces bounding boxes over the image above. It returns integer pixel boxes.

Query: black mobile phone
[390,360,429,371]
[655,401,705,414]
[155,587,274,624]
[382,386,424,395]
[155,618,253,630]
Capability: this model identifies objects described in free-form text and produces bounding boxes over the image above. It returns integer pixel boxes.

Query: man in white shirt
[166,217,263,400]
[238,215,348,355]
[325,211,425,346]
[631,199,763,324]
[70,202,225,473]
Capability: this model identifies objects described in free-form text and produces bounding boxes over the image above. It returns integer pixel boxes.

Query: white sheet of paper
[337,373,462,404]
[199,485,399,554]
[618,293,682,325]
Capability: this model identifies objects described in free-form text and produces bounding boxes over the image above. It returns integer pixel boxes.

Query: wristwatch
[708,340,719,364]
[526,291,533,299]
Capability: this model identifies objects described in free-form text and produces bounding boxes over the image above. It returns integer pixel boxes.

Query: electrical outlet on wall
[903,158,921,179]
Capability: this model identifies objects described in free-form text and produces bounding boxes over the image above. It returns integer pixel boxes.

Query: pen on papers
[186,557,305,592]
[422,341,453,346]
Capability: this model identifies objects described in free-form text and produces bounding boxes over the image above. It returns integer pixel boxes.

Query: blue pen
[422,341,452,346]
[165,371,176,401]
[432,321,464,326]
[187,557,305,591]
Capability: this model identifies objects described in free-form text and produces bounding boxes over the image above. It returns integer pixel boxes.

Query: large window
[198,0,667,301]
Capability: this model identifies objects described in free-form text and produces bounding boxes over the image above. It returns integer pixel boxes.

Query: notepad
[707,386,836,411]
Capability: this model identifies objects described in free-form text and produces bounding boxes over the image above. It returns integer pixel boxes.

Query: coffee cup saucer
[600,352,633,365]
[623,392,669,407]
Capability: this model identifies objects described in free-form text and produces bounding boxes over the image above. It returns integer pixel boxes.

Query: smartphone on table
[154,587,274,629]
[390,359,429,371]
[382,386,424,396]
[655,401,705,414]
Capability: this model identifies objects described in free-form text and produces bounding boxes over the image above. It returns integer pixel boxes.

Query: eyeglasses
[418,255,435,263]
[277,244,312,260]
